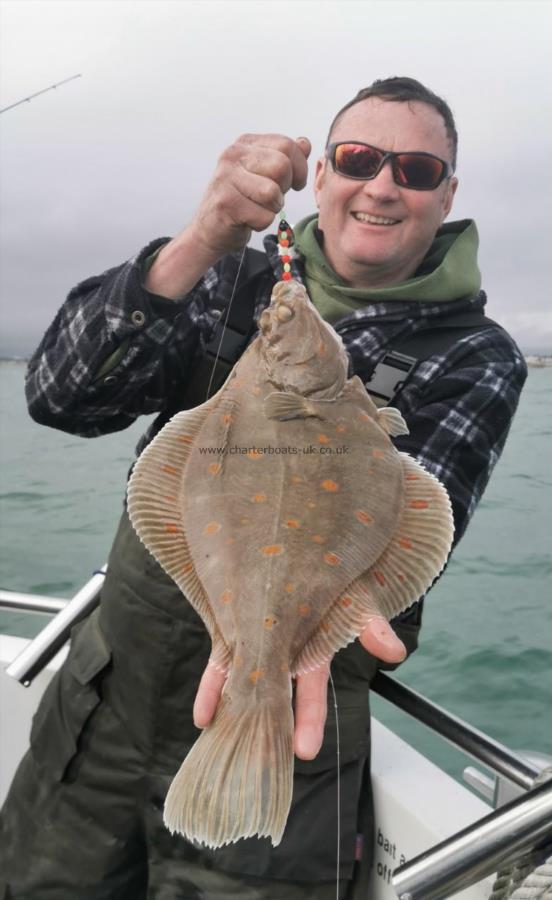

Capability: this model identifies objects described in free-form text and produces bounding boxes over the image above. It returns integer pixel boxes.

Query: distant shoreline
[2,355,552,367]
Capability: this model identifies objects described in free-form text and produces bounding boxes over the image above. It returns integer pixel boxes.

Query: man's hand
[193,617,406,760]
[145,134,311,299]
[190,133,311,260]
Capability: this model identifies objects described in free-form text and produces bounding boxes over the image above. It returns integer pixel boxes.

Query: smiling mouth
[352,212,401,226]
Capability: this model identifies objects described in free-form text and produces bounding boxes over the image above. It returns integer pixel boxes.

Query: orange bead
[282,272,292,281]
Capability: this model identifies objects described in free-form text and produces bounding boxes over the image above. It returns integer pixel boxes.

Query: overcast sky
[1,0,551,356]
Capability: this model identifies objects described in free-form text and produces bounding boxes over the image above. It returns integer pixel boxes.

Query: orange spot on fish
[203,521,221,536]
[410,500,429,509]
[247,449,262,459]
[298,603,311,617]
[359,412,371,422]
[219,589,233,604]
[291,475,302,484]
[398,573,407,583]
[320,621,331,633]
[251,386,261,396]
[311,534,325,544]
[249,668,265,684]
[241,517,250,524]
[264,617,277,629]
[406,474,420,481]
[178,435,194,444]
[340,596,353,608]
[336,424,347,434]
[318,434,330,444]
[165,523,180,534]
[321,479,339,492]
[208,463,221,475]
[227,538,235,545]
[324,552,341,566]
[285,519,300,528]
[355,509,374,526]
[234,655,244,669]
[318,340,326,355]
[251,493,267,503]
[164,495,176,503]
[374,570,386,587]
[181,562,194,574]
[399,538,413,549]
[220,413,233,425]
[307,501,317,509]
[372,449,385,459]
[161,464,178,476]
[260,544,284,556]
[284,583,294,593]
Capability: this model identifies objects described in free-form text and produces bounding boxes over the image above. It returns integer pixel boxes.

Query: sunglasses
[326,141,452,191]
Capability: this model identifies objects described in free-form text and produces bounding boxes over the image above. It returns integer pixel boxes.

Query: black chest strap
[363,311,497,406]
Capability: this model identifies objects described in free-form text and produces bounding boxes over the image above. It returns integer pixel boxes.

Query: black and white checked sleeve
[25,240,220,437]
[393,328,528,546]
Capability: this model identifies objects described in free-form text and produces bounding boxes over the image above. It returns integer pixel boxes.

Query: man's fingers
[293,665,329,760]
[359,617,407,664]
[291,136,311,190]
[193,661,227,729]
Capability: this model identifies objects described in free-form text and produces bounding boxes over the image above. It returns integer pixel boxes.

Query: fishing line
[329,669,341,900]
[205,244,248,402]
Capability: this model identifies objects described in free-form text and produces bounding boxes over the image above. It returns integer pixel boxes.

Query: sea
[0,360,550,781]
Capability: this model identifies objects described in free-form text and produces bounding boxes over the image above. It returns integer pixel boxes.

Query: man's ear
[442,176,459,220]
[313,158,326,209]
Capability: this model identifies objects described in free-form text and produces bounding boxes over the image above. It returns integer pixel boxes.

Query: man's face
[314,98,458,288]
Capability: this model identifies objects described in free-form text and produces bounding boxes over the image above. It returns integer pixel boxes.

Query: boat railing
[1,583,551,899]
[1,569,105,686]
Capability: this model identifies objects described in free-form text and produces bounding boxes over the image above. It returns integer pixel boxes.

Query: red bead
[282,272,292,281]
[281,254,291,263]
[279,239,289,248]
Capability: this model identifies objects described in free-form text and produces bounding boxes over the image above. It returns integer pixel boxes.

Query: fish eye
[276,304,294,323]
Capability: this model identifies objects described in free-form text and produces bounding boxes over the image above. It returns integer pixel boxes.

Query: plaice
[127,279,454,848]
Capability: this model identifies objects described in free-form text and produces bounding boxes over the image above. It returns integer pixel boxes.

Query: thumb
[295,136,312,159]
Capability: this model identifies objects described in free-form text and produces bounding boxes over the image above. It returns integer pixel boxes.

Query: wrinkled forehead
[328,97,453,164]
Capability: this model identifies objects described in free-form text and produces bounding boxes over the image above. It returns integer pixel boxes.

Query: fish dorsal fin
[127,399,231,671]
[291,452,453,676]
[377,407,409,437]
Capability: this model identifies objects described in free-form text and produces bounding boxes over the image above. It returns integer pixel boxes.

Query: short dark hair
[327,76,458,170]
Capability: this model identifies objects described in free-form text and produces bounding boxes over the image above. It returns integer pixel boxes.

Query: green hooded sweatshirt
[293,214,482,324]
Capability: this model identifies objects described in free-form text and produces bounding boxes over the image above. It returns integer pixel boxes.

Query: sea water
[0,361,550,780]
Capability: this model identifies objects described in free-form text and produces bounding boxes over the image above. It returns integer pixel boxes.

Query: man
[1,77,526,899]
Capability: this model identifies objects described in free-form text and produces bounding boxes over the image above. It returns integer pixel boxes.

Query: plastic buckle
[364,351,417,405]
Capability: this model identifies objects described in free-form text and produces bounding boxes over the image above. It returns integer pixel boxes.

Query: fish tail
[163,688,294,848]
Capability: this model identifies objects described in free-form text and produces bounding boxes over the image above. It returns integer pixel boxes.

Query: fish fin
[377,407,409,437]
[264,391,321,420]
[127,401,230,668]
[352,453,453,620]
[164,686,293,848]
[291,581,380,676]
[291,454,453,674]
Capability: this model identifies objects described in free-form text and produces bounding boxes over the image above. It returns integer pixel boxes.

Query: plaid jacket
[26,234,527,548]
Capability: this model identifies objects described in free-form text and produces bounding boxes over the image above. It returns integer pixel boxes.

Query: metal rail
[4,568,105,686]
[371,672,540,790]
[393,778,552,900]
[0,590,67,615]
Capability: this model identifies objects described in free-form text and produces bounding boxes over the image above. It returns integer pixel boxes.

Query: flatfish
[127,279,454,847]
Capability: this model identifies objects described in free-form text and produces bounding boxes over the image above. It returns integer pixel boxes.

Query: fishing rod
[0,73,82,114]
